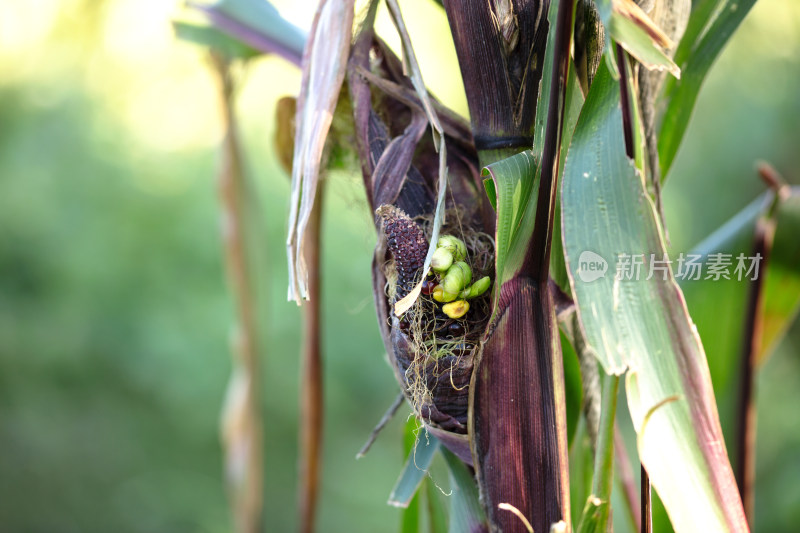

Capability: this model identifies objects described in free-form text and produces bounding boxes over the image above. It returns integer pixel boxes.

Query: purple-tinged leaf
[189,0,306,65]
[562,62,748,532]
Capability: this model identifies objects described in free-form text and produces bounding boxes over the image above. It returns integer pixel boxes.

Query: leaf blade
[561,63,748,532]
[681,188,800,374]
[388,430,441,508]
[442,449,488,533]
[482,151,540,294]
[658,0,758,179]
[172,20,259,59]
[188,0,306,64]
[576,375,619,533]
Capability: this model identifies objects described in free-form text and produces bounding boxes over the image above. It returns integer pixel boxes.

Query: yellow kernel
[442,300,469,319]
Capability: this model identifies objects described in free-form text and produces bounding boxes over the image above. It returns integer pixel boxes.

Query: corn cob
[376,205,429,299]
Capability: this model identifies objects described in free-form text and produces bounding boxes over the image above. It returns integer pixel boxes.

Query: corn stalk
[212,54,264,533]
[175,1,800,533]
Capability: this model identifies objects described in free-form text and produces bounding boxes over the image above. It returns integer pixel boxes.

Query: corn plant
[175,0,800,531]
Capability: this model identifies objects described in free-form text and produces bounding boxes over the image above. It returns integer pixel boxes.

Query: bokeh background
[0,0,798,531]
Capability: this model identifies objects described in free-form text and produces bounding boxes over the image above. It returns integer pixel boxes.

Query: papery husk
[349,15,492,464]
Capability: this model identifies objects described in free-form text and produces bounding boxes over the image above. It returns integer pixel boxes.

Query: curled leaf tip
[613,0,674,49]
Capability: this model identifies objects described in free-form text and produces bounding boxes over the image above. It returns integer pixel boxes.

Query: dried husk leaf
[574,0,605,94]
[286,0,355,303]
[348,13,491,463]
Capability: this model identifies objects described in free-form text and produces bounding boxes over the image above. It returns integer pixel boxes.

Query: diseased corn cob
[349,8,571,529]
[376,205,429,299]
[375,212,494,436]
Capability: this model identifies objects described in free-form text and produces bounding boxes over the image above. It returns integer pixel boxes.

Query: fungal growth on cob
[376,205,493,437]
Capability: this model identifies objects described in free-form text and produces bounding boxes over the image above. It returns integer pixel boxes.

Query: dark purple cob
[376,205,429,299]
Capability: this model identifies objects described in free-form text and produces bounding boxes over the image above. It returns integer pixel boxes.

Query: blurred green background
[0,0,797,531]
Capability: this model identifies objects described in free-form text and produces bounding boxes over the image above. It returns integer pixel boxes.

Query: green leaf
[658,0,758,179]
[425,478,448,533]
[595,0,679,77]
[681,188,800,384]
[481,152,540,297]
[205,0,306,61]
[760,192,800,359]
[441,448,488,533]
[389,428,441,508]
[671,0,718,69]
[576,375,619,533]
[561,63,747,532]
[561,329,583,445]
[400,418,422,532]
[172,21,259,59]
[401,492,421,533]
[568,419,595,529]
[483,178,497,211]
